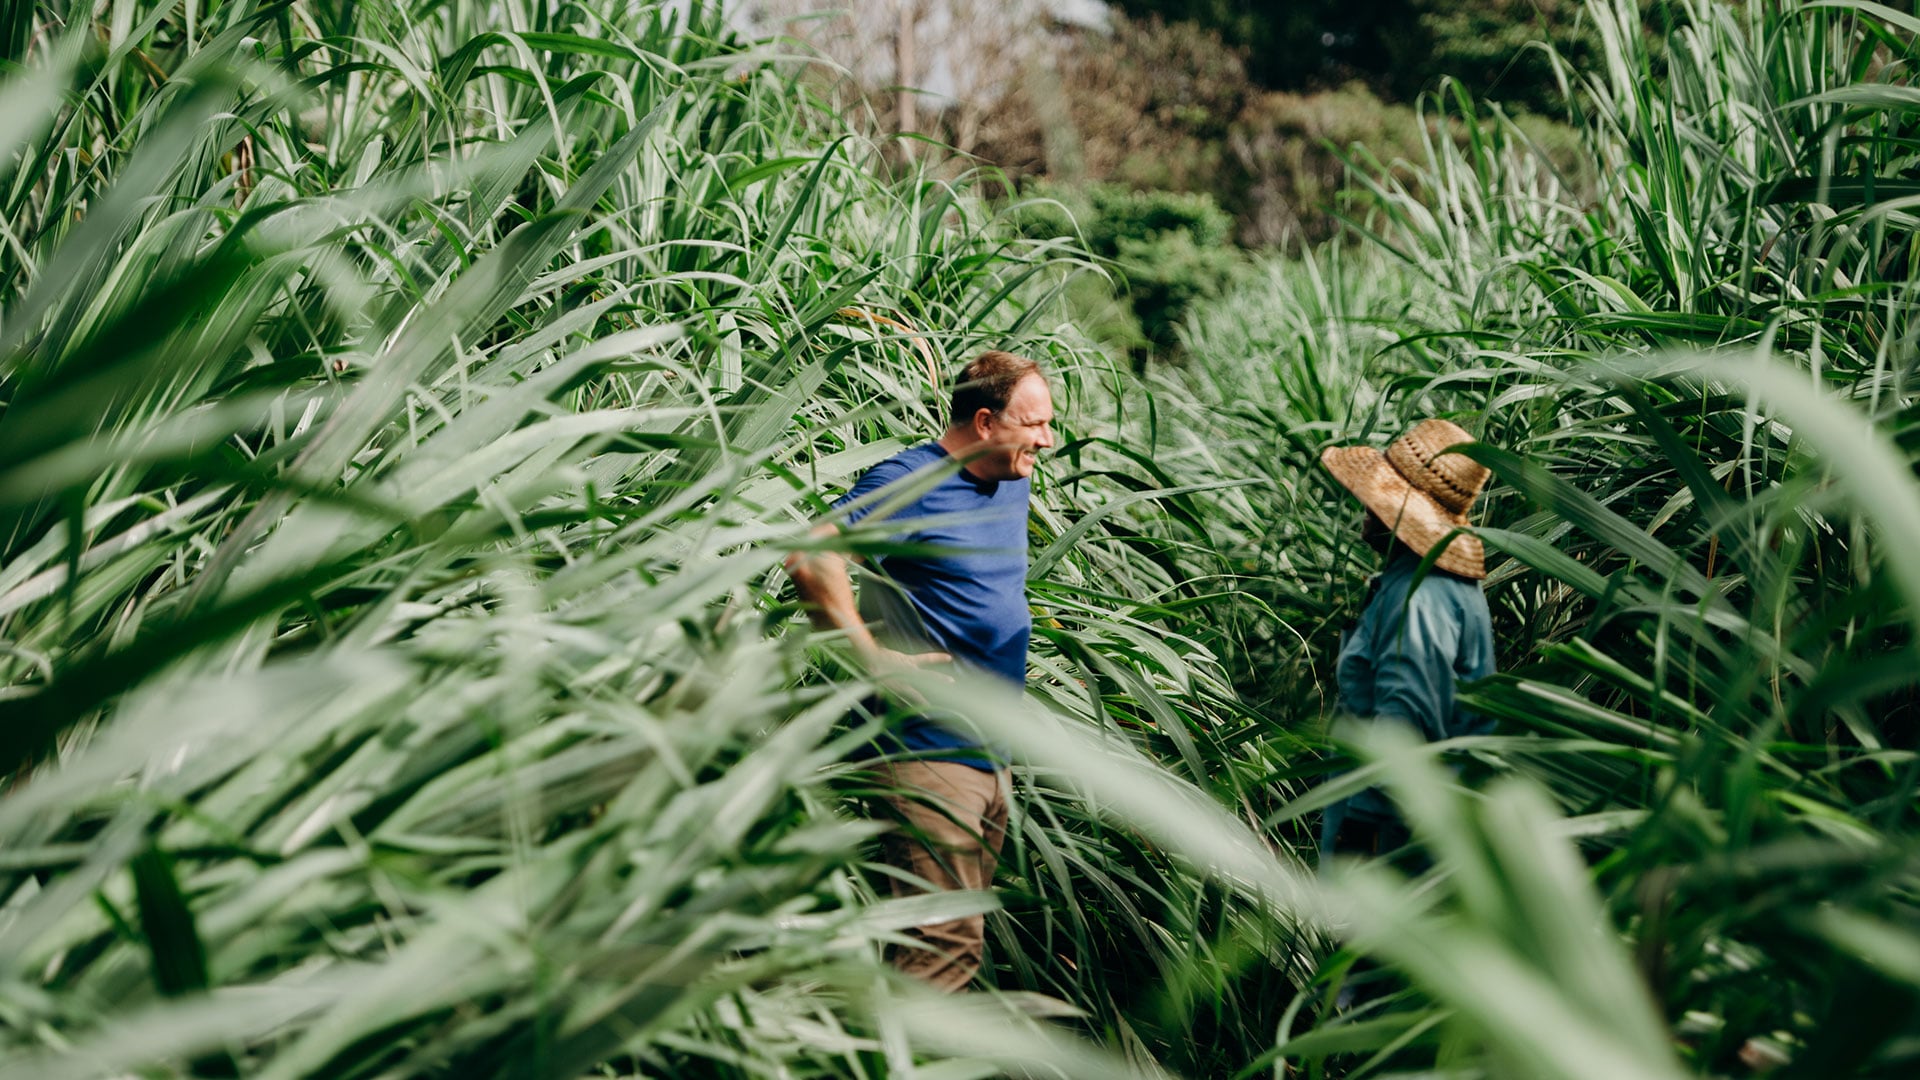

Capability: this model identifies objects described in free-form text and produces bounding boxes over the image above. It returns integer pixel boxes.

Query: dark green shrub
[1012,181,1241,359]
[1085,184,1234,255]
[1114,228,1244,352]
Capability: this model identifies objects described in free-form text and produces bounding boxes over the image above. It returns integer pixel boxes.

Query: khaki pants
[875,760,1010,992]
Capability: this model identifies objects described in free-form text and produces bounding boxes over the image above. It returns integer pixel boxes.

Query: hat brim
[1321,445,1486,579]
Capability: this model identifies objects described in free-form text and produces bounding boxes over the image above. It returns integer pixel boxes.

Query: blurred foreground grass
[5,0,1920,1078]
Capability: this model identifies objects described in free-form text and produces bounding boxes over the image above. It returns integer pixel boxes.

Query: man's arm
[784,523,950,671]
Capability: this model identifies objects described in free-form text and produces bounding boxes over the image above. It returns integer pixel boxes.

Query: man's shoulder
[865,441,946,477]
[848,442,944,487]
[833,442,948,520]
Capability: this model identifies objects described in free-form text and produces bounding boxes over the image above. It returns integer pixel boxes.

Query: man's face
[974,375,1055,481]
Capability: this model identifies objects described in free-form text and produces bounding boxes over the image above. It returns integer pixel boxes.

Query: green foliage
[1114,229,1245,355]
[18,0,1920,1077]
[1085,184,1236,253]
[1412,0,1598,109]
[1011,182,1242,359]
[1112,0,1669,116]
[974,10,1589,249]
[1083,186,1241,355]
[0,1,1296,1076]
[970,14,1252,219]
[1226,81,1444,247]
[1108,0,1425,94]
[1167,0,1920,1072]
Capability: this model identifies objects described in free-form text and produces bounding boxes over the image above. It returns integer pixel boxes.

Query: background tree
[738,0,1070,154]
[1111,0,1658,115]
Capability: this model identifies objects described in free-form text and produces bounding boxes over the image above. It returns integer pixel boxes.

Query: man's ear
[972,407,994,438]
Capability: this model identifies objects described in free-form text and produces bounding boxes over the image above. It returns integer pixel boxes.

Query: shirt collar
[928,443,999,494]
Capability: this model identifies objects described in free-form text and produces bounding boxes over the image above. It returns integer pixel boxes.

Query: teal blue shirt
[1328,547,1495,824]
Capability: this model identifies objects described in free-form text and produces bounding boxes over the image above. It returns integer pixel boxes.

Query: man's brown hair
[948,350,1044,427]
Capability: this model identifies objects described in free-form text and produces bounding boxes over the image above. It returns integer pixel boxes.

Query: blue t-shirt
[833,442,1032,769]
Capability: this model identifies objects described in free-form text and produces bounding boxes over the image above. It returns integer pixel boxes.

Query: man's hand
[861,645,953,706]
[787,526,943,678]
[862,645,953,672]
[785,525,864,635]
[786,525,959,703]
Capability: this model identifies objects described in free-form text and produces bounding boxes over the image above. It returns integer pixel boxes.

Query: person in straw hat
[1317,417,1497,865]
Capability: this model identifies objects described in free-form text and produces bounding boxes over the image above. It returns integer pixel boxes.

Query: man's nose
[1036,423,1055,449]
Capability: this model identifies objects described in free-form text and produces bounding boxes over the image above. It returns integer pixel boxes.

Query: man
[1318,418,1496,863]
[784,349,1054,991]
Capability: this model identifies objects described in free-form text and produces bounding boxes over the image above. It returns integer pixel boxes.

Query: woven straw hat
[1321,418,1490,579]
